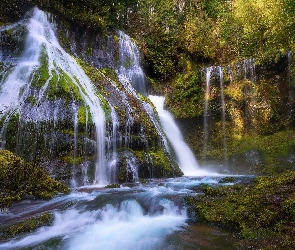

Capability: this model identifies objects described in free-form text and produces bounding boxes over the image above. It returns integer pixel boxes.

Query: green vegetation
[31,45,50,89]
[3,0,294,77]
[149,149,181,176]
[0,150,70,210]
[166,70,204,118]
[186,170,295,249]
[47,68,84,103]
[105,183,120,188]
[3,113,19,152]
[0,213,54,241]
[218,176,235,183]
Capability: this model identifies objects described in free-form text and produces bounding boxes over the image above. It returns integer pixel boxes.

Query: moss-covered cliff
[1,1,295,176]
[0,8,182,186]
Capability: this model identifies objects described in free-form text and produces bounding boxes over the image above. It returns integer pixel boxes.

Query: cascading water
[218,66,228,160]
[249,58,256,82]
[0,8,107,186]
[71,102,79,187]
[0,8,254,249]
[106,106,119,184]
[149,95,207,176]
[117,31,147,95]
[203,67,212,160]
[113,30,172,175]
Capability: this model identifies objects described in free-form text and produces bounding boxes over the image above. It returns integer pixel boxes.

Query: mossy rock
[105,183,120,188]
[0,150,70,210]
[186,170,295,249]
[0,213,54,241]
[218,176,235,183]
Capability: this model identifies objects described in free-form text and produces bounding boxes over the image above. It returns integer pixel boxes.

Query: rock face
[175,55,295,174]
[0,8,182,186]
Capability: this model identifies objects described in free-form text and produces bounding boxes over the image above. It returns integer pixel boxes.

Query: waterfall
[117,31,147,95]
[107,106,119,184]
[243,58,256,82]
[227,64,234,85]
[149,95,205,176]
[71,102,79,188]
[249,58,256,82]
[218,66,227,160]
[0,13,42,115]
[114,30,171,164]
[0,8,107,185]
[203,67,212,160]
[0,8,185,185]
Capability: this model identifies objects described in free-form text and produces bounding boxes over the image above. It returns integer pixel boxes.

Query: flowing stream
[0,7,251,250]
[0,176,241,250]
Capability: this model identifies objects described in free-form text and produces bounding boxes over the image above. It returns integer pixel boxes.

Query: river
[0,175,245,250]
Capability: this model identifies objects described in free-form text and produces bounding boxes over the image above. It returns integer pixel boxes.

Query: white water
[203,67,212,160]
[0,14,41,114]
[0,201,186,250]
[243,58,256,82]
[149,95,207,176]
[0,175,244,250]
[218,66,228,159]
[118,31,146,94]
[0,181,192,250]
[110,30,171,157]
[0,8,107,185]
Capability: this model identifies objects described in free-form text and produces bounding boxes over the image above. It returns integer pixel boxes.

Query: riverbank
[186,170,295,249]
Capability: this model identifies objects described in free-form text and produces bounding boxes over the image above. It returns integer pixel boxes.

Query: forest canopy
[1,0,295,78]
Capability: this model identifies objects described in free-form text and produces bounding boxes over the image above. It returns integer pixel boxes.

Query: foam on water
[0,199,187,250]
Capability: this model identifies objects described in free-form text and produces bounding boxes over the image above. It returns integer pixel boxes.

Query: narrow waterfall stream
[218,67,228,160]
[203,67,212,161]
[149,95,208,176]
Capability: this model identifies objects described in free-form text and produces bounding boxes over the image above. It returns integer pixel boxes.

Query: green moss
[202,121,295,173]
[118,156,127,183]
[105,183,120,188]
[61,155,83,165]
[77,105,87,125]
[149,150,171,172]
[63,73,84,102]
[186,170,295,249]
[0,150,70,210]
[0,213,54,241]
[47,71,59,100]
[139,178,147,184]
[31,45,50,89]
[4,112,19,152]
[166,71,204,118]
[218,177,235,183]
[99,94,112,122]
[148,149,182,177]
[25,96,38,106]
[47,67,84,103]
[57,72,72,100]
